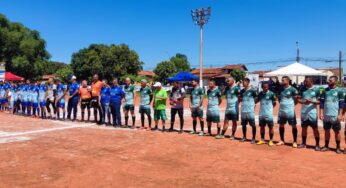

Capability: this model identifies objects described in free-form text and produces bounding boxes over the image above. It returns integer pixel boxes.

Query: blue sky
[1,0,345,71]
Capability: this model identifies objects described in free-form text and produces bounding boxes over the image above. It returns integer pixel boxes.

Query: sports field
[0,99,345,187]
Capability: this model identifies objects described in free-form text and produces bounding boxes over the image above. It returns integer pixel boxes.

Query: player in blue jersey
[0,80,5,112]
[67,76,80,121]
[55,79,67,120]
[31,81,40,118]
[38,81,47,119]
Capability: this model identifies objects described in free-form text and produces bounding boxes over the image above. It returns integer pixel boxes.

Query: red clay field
[0,99,345,187]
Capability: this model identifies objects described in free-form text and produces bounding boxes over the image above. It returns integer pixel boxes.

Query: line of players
[0,74,345,154]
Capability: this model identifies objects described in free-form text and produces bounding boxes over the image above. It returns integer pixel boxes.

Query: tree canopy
[70,44,143,82]
[153,53,191,82]
[230,68,246,82]
[0,14,54,79]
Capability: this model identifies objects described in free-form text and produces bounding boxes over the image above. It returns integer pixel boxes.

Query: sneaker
[292,142,298,148]
[276,140,285,146]
[189,130,196,134]
[215,134,225,139]
[122,125,127,128]
[298,144,307,149]
[168,128,174,132]
[250,139,256,144]
[205,132,212,136]
[178,130,183,134]
[336,148,342,154]
[257,140,266,145]
[268,140,274,147]
[229,135,235,140]
[321,146,329,152]
[198,132,205,136]
[240,137,246,142]
[315,145,321,151]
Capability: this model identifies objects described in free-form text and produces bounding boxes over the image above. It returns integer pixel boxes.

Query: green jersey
[240,87,258,114]
[124,85,135,105]
[140,86,152,108]
[258,90,276,119]
[207,88,221,110]
[299,86,320,121]
[190,87,204,108]
[279,86,298,113]
[320,87,345,117]
[225,85,240,113]
[154,88,167,110]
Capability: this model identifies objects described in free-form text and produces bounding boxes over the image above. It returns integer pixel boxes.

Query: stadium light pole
[191,7,211,87]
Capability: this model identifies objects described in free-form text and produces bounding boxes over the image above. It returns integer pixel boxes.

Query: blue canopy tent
[167,72,199,82]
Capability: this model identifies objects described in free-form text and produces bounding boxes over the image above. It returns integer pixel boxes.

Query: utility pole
[191,7,211,87]
[339,50,343,85]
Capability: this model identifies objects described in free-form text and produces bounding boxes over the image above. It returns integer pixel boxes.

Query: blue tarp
[167,72,199,82]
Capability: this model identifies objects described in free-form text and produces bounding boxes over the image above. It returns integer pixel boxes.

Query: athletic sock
[148,115,152,128]
[217,127,221,135]
[325,140,329,148]
[170,121,174,130]
[232,129,236,136]
[336,140,340,149]
[141,114,145,127]
[200,121,204,132]
[269,133,274,140]
[208,126,211,134]
[315,137,320,146]
[279,127,285,141]
[252,126,256,139]
[63,112,65,120]
[180,119,184,131]
[261,132,265,140]
[242,126,247,138]
[192,120,197,132]
[125,116,129,126]
[221,129,226,135]
[132,116,136,126]
[81,112,85,121]
[292,128,298,142]
[302,136,307,145]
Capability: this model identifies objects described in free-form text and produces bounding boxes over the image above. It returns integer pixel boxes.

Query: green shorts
[139,106,151,116]
[241,112,255,127]
[206,115,220,123]
[123,104,134,111]
[154,109,167,121]
[191,107,204,118]
[259,117,274,128]
[225,111,238,121]
[323,116,341,131]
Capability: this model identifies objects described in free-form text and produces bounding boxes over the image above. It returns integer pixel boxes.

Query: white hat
[153,82,162,87]
[71,75,76,80]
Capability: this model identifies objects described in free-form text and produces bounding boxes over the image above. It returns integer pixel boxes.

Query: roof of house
[42,74,56,80]
[222,64,248,71]
[138,70,155,77]
[190,68,224,78]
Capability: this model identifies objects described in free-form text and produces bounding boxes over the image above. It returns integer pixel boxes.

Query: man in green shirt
[257,81,276,146]
[297,77,321,151]
[206,80,222,136]
[123,77,136,129]
[277,76,299,148]
[239,78,258,144]
[320,76,344,154]
[215,77,240,139]
[189,79,205,136]
[139,79,153,130]
[153,82,168,132]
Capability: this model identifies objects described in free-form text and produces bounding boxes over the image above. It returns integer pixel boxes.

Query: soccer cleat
[198,132,205,136]
[257,140,266,145]
[250,139,256,144]
[315,145,321,151]
[292,142,298,148]
[298,144,307,149]
[229,135,235,140]
[268,140,274,147]
[240,137,246,142]
[189,130,196,134]
[321,146,329,152]
[276,141,285,146]
[336,148,342,154]
[215,134,225,139]
[178,130,184,134]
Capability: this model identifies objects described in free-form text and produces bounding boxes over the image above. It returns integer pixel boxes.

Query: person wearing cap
[55,79,66,120]
[169,81,186,133]
[123,77,136,128]
[139,79,153,130]
[109,78,124,127]
[153,82,168,131]
[67,75,80,121]
[79,80,92,122]
[38,81,47,119]
[91,74,103,124]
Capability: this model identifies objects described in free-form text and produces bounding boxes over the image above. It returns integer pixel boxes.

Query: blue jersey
[31,87,39,103]
[110,86,124,104]
[56,84,66,102]
[21,85,29,102]
[0,85,5,99]
[39,85,47,102]
[68,82,80,100]
[100,87,111,104]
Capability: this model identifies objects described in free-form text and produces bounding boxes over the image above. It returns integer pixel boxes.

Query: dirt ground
[0,97,345,187]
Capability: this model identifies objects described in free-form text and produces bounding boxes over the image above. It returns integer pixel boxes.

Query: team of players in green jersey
[183,75,346,154]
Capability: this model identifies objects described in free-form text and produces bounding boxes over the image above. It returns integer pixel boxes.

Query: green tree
[230,68,246,82]
[71,44,143,82]
[170,53,190,72]
[153,61,177,82]
[55,65,74,83]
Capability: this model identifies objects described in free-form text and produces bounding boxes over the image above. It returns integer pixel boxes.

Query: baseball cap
[70,75,76,80]
[141,79,147,83]
[153,82,162,87]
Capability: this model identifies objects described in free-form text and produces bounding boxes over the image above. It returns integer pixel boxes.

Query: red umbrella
[5,72,24,81]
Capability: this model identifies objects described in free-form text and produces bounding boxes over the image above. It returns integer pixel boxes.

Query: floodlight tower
[191,7,211,87]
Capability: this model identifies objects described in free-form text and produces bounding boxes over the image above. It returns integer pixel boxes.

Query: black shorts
[301,119,318,128]
[81,99,91,109]
[278,114,297,126]
[90,97,99,108]
[224,112,239,121]
[259,118,274,128]
[123,104,134,111]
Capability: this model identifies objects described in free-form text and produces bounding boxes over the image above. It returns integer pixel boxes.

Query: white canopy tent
[264,62,327,85]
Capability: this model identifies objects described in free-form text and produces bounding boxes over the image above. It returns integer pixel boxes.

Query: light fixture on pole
[191,7,211,87]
